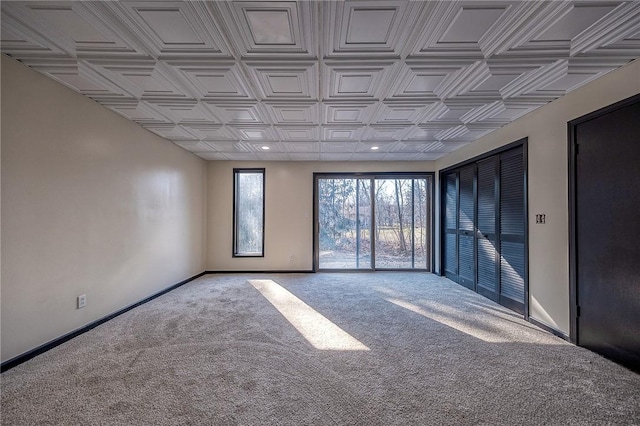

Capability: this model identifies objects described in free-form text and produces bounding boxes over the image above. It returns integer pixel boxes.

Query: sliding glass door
[317,178,371,269]
[374,178,429,269]
[315,174,432,271]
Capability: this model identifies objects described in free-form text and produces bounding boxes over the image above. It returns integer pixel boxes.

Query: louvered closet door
[457,165,476,290]
[499,148,525,314]
[476,157,499,301]
[444,172,458,280]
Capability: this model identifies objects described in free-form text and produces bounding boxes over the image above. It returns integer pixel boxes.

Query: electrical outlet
[535,214,546,224]
[77,294,86,309]
[290,255,295,262]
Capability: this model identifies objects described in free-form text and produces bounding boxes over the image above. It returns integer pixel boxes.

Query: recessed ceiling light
[371,146,379,150]
[261,146,270,150]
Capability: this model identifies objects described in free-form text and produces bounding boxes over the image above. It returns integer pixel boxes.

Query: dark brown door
[575,97,640,370]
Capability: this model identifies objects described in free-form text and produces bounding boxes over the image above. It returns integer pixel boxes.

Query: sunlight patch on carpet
[249,279,369,351]
[386,297,508,343]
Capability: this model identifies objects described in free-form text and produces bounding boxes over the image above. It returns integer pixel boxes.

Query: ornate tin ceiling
[2,1,639,161]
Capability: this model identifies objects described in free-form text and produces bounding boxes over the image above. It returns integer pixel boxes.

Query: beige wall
[1,55,208,362]
[206,161,435,271]
[436,58,640,335]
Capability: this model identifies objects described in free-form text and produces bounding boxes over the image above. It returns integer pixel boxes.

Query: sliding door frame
[439,138,529,317]
[313,172,435,272]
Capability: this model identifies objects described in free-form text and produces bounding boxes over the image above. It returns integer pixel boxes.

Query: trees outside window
[317,174,432,270]
[234,169,264,257]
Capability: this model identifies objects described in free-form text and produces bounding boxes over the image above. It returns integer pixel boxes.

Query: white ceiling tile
[536,5,617,42]
[102,99,170,124]
[323,61,397,101]
[412,152,447,161]
[570,2,640,55]
[1,2,148,57]
[86,60,192,99]
[275,126,319,142]
[146,101,219,124]
[174,141,215,152]
[324,1,425,58]
[265,103,318,125]
[471,73,521,92]
[183,124,237,141]
[321,153,354,161]
[283,142,320,153]
[356,142,393,153]
[231,126,277,141]
[245,9,293,44]
[209,103,267,125]
[222,152,260,161]
[206,141,252,153]
[246,62,318,100]
[323,103,377,125]
[322,127,365,141]
[362,126,407,141]
[436,125,469,141]
[409,2,512,58]
[391,141,441,153]
[165,61,255,100]
[214,1,315,58]
[143,124,199,140]
[195,152,229,160]
[108,1,230,58]
[372,104,430,125]
[18,57,131,98]
[383,153,418,161]
[541,73,598,92]
[441,6,507,43]
[321,142,357,153]
[289,153,320,161]
[2,0,637,161]
[245,142,285,153]
[258,153,291,161]
[351,153,385,161]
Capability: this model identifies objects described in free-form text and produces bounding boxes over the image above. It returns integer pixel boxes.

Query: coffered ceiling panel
[209,103,267,124]
[102,99,171,124]
[165,61,255,100]
[1,1,147,58]
[2,0,638,161]
[246,61,318,100]
[144,123,199,140]
[18,57,130,99]
[183,123,237,141]
[323,61,397,101]
[324,1,424,58]
[231,125,277,141]
[173,140,215,153]
[265,103,318,125]
[214,1,315,58]
[108,1,230,58]
[289,153,320,161]
[283,141,319,153]
[323,102,377,125]
[275,126,319,142]
[146,101,219,125]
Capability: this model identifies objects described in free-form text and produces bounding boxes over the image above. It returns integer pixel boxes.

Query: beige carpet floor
[2,272,639,425]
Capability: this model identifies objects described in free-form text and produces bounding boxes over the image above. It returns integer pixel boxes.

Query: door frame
[313,172,435,272]
[567,93,640,344]
[439,138,529,317]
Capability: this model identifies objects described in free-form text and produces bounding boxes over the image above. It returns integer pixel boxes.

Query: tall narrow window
[233,169,265,257]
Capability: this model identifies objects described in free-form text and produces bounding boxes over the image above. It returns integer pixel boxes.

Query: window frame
[233,168,265,258]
